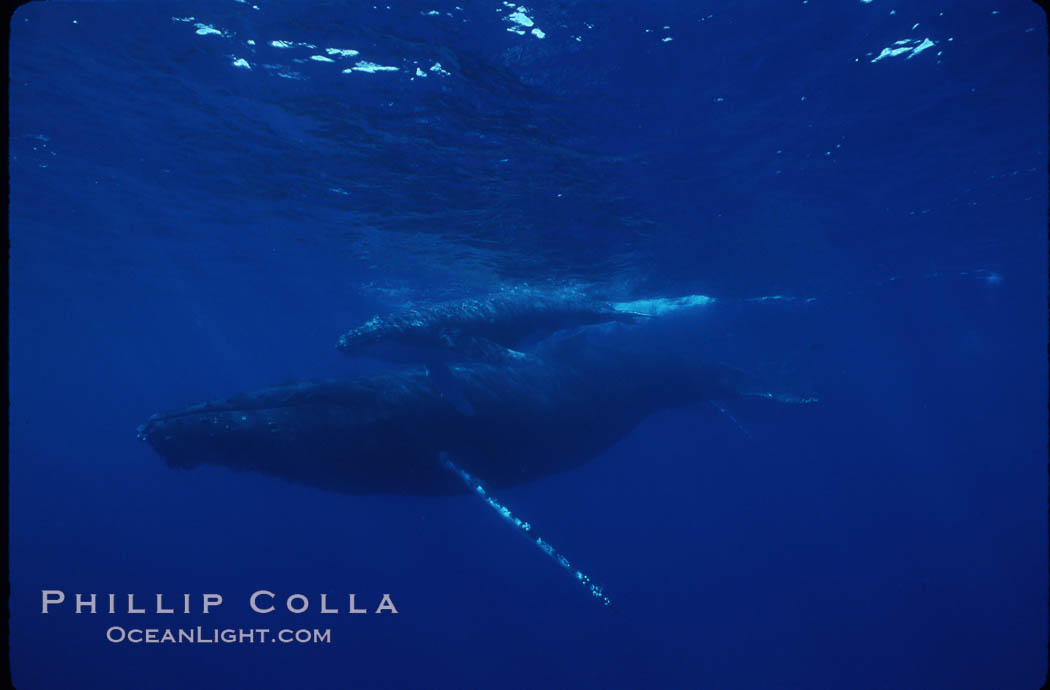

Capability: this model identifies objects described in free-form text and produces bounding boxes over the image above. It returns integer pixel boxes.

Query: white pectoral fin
[442,332,527,363]
[709,400,752,439]
[499,345,529,361]
[438,452,615,609]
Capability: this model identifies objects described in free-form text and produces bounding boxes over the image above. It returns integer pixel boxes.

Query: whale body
[138,331,787,496]
[336,289,649,365]
[137,320,815,607]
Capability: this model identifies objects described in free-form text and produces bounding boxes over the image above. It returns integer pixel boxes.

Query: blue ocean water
[8,1,1047,689]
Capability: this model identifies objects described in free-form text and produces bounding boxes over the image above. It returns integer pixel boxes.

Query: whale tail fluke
[611,294,717,317]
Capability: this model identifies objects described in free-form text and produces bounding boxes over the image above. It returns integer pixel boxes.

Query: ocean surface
[8,1,1047,689]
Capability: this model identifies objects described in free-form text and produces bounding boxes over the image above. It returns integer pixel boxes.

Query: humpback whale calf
[139,323,814,606]
[334,289,706,414]
[337,289,652,364]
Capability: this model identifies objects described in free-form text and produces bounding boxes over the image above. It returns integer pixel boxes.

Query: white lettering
[202,593,222,613]
[376,594,398,614]
[250,590,275,613]
[239,629,261,643]
[127,594,145,614]
[348,594,367,614]
[156,594,174,614]
[75,593,95,614]
[41,590,65,613]
[286,594,308,613]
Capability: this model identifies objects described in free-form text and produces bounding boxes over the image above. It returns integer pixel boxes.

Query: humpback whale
[138,329,803,494]
[336,289,651,365]
[334,290,699,414]
[139,321,814,606]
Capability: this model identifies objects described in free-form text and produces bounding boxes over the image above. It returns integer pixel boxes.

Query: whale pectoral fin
[425,361,475,416]
[736,370,821,405]
[437,328,461,350]
[752,391,821,404]
[478,340,530,362]
[439,452,615,609]
[709,401,752,439]
[437,329,487,358]
[612,310,655,321]
[440,331,528,363]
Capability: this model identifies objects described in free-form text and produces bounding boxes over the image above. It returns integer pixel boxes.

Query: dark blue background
[9,1,1047,688]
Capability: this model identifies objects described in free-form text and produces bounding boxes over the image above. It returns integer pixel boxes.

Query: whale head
[337,314,397,354]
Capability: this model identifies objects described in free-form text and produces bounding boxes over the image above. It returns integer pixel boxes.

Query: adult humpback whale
[139,336,776,494]
[139,323,814,606]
